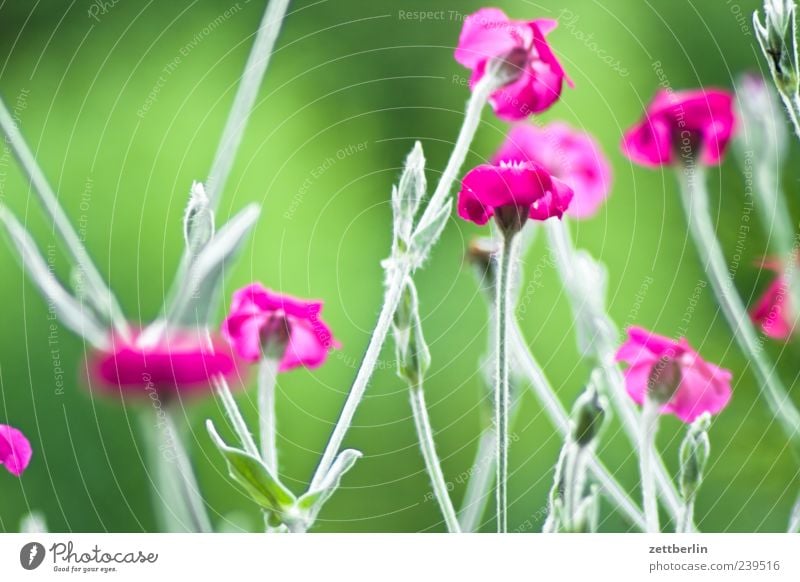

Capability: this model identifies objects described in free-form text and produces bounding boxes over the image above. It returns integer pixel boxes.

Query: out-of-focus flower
[87,330,239,399]
[457,161,573,231]
[751,259,795,339]
[221,283,339,371]
[0,424,32,477]
[454,7,572,120]
[494,122,612,218]
[615,326,732,423]
[622,89,736,167]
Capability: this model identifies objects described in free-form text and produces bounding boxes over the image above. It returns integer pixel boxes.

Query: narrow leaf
[0,205,108,348]
[207,419,296,514]
[409,199,451,267]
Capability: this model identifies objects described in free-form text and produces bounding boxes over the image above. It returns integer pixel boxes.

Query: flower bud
[183,181,215,256]
[572,383,606,447]
[679,413,711,500]
[755,0,799,93]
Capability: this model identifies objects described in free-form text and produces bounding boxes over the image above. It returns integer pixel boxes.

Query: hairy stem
[309,74,497,490]
[409,383,461,532]
[258,356,280,472]
[213,375,260,457]
[310,264,410,489]
[458,427,497,532]
[640,397,661,533]
[677,165,800,449]
[494,231,516,533]
[679,496,696,534]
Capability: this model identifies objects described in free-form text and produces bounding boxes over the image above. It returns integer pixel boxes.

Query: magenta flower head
[622,89,736,167]
[458,161,573,233]
[0,424,32,477]
[751,259,794,340]
[494,122,612,219]
[88,330,240,400]
[221,283,339,371]
[454,8,573,120]
[615,326,732,423]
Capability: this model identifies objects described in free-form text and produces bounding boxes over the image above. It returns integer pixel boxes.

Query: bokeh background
[1,0,798,533]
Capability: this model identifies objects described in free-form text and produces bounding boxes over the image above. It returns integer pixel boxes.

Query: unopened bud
[679,413,711,500]
[572,385,606,447]
[183,181,215,256]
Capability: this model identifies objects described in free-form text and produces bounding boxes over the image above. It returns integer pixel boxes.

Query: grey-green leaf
[207,420,296,513]
[409,199,451,267]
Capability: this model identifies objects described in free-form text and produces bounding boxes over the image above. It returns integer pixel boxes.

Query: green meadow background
[1,0,798,532]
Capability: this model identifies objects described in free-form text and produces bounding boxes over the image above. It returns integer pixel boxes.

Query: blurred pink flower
[221,283,339,371]
[494,122,612,218]
[615,326,732,423]
[0,424,32,477]
[457,161,573,227]
[751,259,794,340]
[454,8,572,120]
[622,89,735,167]
[88,330,240,399]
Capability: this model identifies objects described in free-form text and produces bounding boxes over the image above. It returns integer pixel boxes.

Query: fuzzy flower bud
[679,413,712,500]
[755,0,799,93]
[183,181,215,257]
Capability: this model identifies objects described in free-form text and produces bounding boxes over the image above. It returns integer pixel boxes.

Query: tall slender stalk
[409,383,461,532]
[258,357,280,471]
[494,231,516,533]
[545,219,684,523]
[458,427,497,532]
[207,0,292,210]
[309,72,500,490]
[639,398,661,532]
[676,164,800,449]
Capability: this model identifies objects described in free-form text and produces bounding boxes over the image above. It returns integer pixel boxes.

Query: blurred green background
[0,0,798,533]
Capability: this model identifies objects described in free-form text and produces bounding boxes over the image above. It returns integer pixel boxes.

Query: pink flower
[458,161,573,228]
[454,8,572,120]
[615,326,732,423]
[494,122,612,218]
[88,330,240,399]
[622,89,736,167]
[0,424,32,477]
[221,283,339,371]
[751,259,794,340]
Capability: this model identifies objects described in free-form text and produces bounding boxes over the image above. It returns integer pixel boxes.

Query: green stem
[640,397,661,533]
[677,165,800,450]
[258,356,280,472]
[409,384,461,532]
[679,496,696,534]
[309,72,498,491]
[494,231,516,533]
[458,427,496,532]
